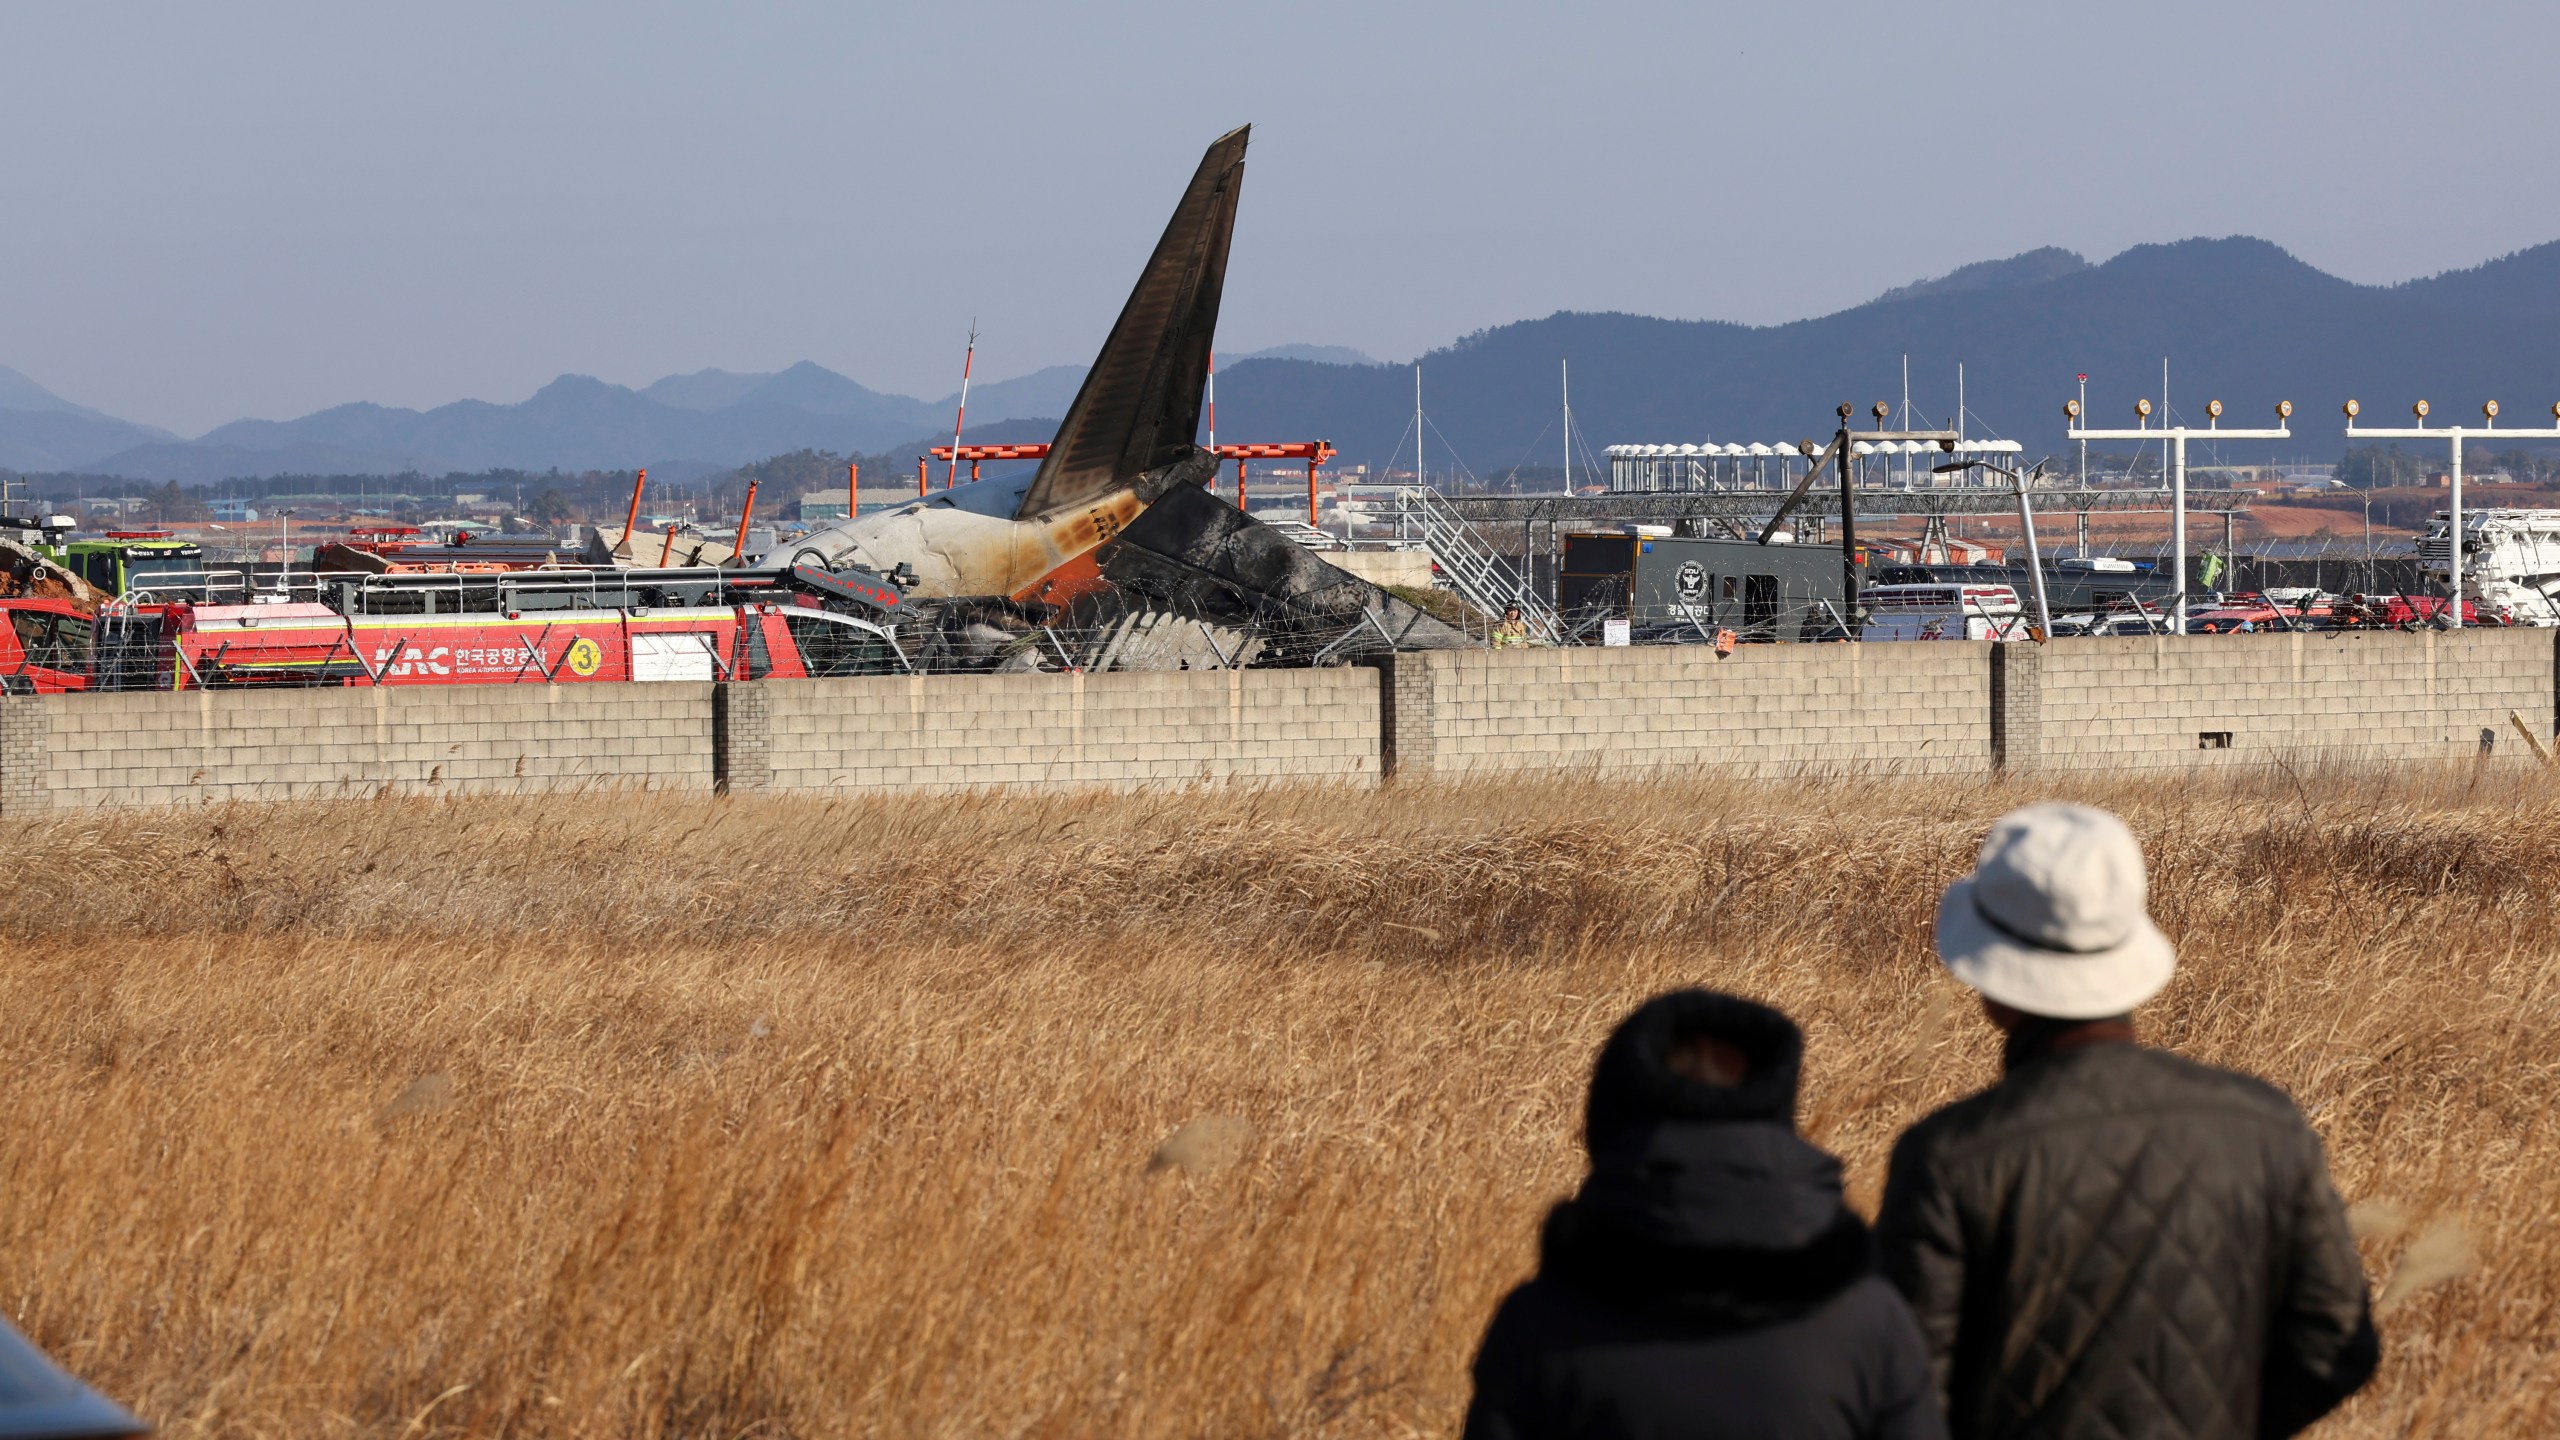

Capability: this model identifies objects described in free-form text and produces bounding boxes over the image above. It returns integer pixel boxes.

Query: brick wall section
[0,696,47,816]
[1370,654,1439,780]
[754,668,1381,795]
[1387,643,1993,779]
[713,682,773,794]
[20,683,715,809]
[2022,630,2553,771]
[0,633,2549,813]
[1990,644,2043,773]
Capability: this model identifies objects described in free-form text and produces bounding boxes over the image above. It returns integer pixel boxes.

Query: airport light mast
[2068,397,2291,634]
[1755,403,1963,633]
[2340,399,2560,629]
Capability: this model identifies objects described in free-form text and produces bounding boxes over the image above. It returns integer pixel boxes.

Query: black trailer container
[1559,532,1858,640]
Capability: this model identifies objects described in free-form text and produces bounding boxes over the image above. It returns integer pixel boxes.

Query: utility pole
[1838,405,1878,624]
[1561,359,1572,493]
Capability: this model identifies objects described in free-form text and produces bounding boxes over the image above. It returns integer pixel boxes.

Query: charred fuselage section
[778,123,1478,669]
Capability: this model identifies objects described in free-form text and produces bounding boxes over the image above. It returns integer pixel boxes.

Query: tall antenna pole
[1561,358,1572,493]
[945,319,978,489]
[1900,354,1911,487]
[1413,361,1433,484]
[2161,356,2170,483]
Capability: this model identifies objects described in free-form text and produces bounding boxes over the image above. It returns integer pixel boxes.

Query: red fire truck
[0,598,102,693]
[166,598,898,688]
[3,564,908,691]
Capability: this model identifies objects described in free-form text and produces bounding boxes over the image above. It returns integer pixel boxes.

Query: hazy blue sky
[6,1,2558,434]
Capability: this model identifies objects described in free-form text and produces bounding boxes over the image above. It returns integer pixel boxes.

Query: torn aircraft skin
[1091,485,1473,657]
[784,122,1484,664]
[789,126,1249,603]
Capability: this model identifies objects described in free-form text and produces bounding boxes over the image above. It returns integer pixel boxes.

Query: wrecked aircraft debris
[785,124,1471,665]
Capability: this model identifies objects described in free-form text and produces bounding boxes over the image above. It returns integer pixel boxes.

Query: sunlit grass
[1,765,2552,1435]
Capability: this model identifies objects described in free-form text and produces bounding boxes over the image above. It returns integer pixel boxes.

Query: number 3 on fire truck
[565,637,603,678]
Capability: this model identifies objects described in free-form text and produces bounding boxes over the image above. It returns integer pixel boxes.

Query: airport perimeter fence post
[711,681,773,796]
[1366,652,1436,783]
[1988,642,2042,775]
[0,694,47,816]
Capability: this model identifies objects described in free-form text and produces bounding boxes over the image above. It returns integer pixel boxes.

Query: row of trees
[2332,443,2560,489]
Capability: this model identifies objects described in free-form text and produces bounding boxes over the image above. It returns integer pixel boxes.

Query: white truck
[2419,508,2560,625]
[1861,581,2031,641]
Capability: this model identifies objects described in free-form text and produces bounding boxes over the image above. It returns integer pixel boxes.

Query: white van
[1861,581,2030,641]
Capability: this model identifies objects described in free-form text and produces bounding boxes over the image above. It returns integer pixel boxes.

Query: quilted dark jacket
[1876,1038,2378,1440]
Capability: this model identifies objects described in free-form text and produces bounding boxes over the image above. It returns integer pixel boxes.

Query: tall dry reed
[0,764,2553,1436]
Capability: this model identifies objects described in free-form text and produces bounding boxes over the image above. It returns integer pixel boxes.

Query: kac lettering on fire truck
[370,640,541,678]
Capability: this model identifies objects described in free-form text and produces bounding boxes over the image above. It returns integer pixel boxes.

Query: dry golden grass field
[1,767,2555,1437]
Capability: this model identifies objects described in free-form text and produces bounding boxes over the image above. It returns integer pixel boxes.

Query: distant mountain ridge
[1873,247,2090,305]
[0,362,177,473]
[1207,236,2560,470]
[2,343,1385,482]
[15,243,2560,481]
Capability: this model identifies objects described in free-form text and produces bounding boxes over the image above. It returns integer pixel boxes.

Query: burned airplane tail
[1014,126,1248,521]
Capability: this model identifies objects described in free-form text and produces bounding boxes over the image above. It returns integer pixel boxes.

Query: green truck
[60,534,206,596]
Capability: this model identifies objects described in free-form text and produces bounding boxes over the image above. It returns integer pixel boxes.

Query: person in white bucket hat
[1932,802,2176,1021]
[1877,803,2376,1440]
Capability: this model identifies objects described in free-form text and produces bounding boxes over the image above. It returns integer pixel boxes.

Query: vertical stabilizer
[1014,126,1248,520]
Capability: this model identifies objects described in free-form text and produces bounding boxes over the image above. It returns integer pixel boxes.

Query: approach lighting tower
[2067,397,2291,634]
[2340,399,2560,629]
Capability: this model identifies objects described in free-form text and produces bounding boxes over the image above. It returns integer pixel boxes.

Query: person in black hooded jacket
[1463,989,1945,1440]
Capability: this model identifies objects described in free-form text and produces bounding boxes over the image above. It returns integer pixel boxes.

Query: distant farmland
[0,771,2549,1436]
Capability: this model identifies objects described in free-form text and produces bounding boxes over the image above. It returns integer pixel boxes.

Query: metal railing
[1393,486,1561,640]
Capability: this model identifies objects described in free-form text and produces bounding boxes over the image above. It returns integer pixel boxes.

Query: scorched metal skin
[789,126,1247,604]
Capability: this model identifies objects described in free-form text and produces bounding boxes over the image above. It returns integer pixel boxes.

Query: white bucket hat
[1934,802,2176,1019]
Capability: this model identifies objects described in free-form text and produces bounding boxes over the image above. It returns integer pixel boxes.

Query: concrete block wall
[1373,643,1994,780]
[4,683,715,812]
[2013,629,2553,771]
[0,630,2549,815]
[744,668,1382,795]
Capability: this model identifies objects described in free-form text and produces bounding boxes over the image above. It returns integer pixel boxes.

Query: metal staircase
[1394,485,1561,639]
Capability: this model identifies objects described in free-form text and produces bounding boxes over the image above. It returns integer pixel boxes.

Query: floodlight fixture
[2065,398,2082,420]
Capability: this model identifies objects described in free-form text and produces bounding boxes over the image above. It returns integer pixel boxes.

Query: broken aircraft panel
[787,126,1247,602]
[781,122,1484,660]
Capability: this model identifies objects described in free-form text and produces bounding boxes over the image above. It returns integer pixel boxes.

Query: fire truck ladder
[1395,485,1560,639]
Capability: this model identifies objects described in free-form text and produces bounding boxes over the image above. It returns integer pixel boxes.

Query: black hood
[1544,1122,1870,1328]
[1544,990,1866,1327]
[1584,989,1802,1149]
[1581,1119,1847,1250]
